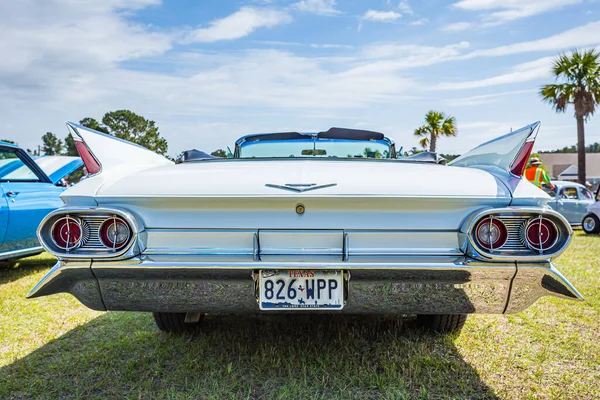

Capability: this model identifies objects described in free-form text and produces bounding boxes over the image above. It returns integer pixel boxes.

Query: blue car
[0,141,82,261]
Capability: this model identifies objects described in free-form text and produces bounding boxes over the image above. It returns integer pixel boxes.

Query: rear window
[579,187,593,200]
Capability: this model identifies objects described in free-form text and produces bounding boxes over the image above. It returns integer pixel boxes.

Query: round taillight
[99,217,131,250]
[474,217,508,250]
[525,217,558,252]
[51,216,86,250]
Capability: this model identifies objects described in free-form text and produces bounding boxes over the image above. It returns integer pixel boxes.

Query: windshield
[239,138,392,159]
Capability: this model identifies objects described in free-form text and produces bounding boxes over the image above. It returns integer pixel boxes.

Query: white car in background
[544,181,595,226]
[582,186,600,234]
[28,121,582,334]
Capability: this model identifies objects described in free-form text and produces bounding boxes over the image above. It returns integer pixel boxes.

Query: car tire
[582,214,600,234]
[152,312,205,333]
[416,314,467,333]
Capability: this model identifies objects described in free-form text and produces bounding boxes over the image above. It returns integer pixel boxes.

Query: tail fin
[66,122,173,175]
[448,122,540,177]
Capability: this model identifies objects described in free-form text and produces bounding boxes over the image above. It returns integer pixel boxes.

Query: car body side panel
[557,186,579,224]
[0,181,64,253]
[588,200,600,218]
[546,196,558,212]
[0,146,82,259]
[577,188,596,223]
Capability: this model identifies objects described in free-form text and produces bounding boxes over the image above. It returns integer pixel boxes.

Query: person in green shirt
[525,158,555,190]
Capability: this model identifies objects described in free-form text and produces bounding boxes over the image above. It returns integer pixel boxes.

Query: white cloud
[468,21,600,57]
[428,22,600,92]
[441,21,475,31]
[459,121,506,129]
[398,1,414,15]
[450,122,514,149]
[253,40,353,49]
[310,43,354,49]
[0,46,417,155]
[437,56,553,90]
[410,18,429,26]
[101,0,162,9]
[446,89,537,106]
[292,0,341,15]
[452,0,581,25]
[362,41,469,65]
[363,10,402,22]
[0,0,172,101]
[185,7,291,42]
[2,1,597,156]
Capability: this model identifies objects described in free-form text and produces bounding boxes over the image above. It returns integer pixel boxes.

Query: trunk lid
[95,159,510,200]
[91,160,512,233]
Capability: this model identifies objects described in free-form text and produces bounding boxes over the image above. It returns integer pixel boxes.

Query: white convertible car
[28,122,582,333]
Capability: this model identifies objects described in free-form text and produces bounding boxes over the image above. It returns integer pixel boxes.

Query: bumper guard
[27,255,583,314]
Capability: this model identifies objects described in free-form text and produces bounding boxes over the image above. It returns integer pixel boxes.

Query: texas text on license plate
[259,270,344,310]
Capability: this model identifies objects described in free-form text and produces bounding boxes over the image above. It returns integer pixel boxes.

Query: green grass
[1,232,599,399]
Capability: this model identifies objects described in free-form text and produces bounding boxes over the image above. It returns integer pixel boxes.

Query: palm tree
[414,111,457,152]
[540,49,600,185]
[363,147,383,158]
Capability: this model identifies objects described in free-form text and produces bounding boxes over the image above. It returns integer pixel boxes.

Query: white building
[538,153,600,190]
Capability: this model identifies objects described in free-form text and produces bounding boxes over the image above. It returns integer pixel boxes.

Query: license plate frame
[259,269,344,310]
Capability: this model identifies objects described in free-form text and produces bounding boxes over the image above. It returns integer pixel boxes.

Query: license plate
[259,270,344,310]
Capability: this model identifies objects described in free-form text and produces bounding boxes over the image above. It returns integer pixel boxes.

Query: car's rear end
[27,122,583,333]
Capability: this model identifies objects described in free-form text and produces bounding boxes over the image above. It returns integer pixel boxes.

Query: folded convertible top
[236,127,385,144]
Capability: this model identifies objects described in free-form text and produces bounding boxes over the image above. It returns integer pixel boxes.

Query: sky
[2,0,600,157]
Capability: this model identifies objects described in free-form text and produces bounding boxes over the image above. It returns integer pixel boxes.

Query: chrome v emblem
[265,183,337,192]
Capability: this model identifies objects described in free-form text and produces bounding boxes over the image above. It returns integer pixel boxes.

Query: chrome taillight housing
[38,207,139,259]
[464,208,572,261]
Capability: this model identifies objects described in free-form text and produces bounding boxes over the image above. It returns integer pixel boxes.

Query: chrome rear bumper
[27,256,583,314]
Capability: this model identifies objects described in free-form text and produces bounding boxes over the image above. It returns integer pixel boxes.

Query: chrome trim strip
[252,233,260,261]
[92,193,513,199]
[37,207,141,260]
[342,232,349,261]
[92,255,494,269]
[265,183,337,193]
[142,229,462,257]
[0,246,43,261]
[144,228,256,256]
